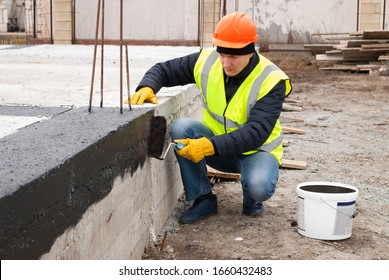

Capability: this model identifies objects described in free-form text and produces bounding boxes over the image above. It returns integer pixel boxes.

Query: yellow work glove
[125,86,158,105]
[174,137,215,163]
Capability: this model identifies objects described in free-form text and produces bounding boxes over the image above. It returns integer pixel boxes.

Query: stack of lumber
[304,30,389,74]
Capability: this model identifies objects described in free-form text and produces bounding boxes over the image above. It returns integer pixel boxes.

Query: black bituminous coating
[0,106,155,259]
[147,116,167,158]
[300,185,356,193]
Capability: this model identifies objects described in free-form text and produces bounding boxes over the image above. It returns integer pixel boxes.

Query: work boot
[243,202,264,216]
[179,193,218,224]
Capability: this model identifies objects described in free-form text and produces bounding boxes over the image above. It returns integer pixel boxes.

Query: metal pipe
[100,0,105,107]
[33,0,36,38]
[120,0,123,114]
[383,0,387,30]
[357,0,360,31]
[125,45,131,110]
[50,0,53,43]
[88,0,101,112]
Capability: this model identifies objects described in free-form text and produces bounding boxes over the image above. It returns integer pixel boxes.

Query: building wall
[74,0,199,45]
[359,0,386,30]
[0,0,7,32]
[52,0,71,44]
[2,0,387,46]
[228,0,359,45]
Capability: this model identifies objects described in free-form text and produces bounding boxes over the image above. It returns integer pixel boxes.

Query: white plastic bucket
[296,181,359,240]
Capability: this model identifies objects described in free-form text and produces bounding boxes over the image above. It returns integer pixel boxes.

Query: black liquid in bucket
[300,185,356,193]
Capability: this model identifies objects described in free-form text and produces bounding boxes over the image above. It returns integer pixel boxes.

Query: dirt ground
[143,52,389,260]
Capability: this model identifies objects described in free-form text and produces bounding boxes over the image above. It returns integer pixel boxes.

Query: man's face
[218,53,253,77]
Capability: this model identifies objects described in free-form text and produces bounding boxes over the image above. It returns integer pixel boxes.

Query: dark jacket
[137,50,288,157]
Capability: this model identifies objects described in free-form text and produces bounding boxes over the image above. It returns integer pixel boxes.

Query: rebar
[100,0,105,108]
[88,0,102,113]
[120,0,124,114]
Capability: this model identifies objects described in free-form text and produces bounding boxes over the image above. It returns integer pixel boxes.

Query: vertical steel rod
[125,45,131,110]
[88,0,102,112]
[120,0,124,114]
[100,0,105,107]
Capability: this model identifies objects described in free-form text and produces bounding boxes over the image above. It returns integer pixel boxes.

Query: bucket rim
[296,181,359,196]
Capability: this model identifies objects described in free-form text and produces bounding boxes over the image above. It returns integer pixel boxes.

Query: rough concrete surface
[143,52,389,260]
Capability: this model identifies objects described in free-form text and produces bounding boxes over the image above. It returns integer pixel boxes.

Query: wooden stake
[160,231,168,251]
[281,159,307,170]
[282,126,305,135]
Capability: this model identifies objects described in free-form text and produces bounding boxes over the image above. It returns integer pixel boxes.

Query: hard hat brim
[212,37,252,49]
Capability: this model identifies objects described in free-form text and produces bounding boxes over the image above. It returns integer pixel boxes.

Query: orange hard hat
[213,12,259,49]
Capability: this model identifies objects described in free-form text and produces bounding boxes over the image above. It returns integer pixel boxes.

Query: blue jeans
[170,118,279,207]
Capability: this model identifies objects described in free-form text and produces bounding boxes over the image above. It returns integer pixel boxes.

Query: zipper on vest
[222,96,233,134]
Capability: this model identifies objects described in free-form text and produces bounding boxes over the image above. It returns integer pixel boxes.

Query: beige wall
[53,0,72,44]
[359,0,385,30]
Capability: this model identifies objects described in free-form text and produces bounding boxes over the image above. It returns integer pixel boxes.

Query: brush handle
[176,142,185,150]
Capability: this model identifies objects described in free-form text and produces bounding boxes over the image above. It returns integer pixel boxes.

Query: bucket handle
[320,198,358,218]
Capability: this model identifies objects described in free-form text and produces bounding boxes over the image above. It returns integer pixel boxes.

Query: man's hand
[125,87,158,105]
[174,137,215,163]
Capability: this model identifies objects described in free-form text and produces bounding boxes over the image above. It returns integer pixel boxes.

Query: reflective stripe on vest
[195,49,290,160]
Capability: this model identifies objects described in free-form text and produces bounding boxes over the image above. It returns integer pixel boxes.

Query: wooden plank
[282,103,303,112]
[207,166,240,180]
[316,53,344,61]
[359,47,389,52]
[282,126,305,135]
[281,159,307,170]
[311,32,350,36]
[361,30,389,40]
[280,115,304,123]
[378,55,389,60]
[346,40,389,48]
[320,65,359,71]
[356,64,381,69]
[348,31,364,37]
[284,98,303,105]
[303,43,334,49]
[282,139,290,147]
[303,44,335,53]
[342,48,380,60]
[361,43,389,49]
[325,50,343,54]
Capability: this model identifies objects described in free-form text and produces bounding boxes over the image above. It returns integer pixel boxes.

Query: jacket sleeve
[210,80,287,157]
[136,52,200,93]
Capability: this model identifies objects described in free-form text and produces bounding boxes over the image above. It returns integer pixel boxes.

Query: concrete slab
[0,44,199,132]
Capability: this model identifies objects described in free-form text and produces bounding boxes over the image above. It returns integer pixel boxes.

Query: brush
[147,116,167,158]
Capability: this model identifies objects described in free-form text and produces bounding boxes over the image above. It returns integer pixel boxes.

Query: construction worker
[128,12,292,224]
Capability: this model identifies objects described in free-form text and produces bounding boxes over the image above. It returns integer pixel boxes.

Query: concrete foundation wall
[0,86,202,260]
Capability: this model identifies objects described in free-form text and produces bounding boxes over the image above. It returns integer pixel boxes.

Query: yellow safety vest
[193,49,292,164]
